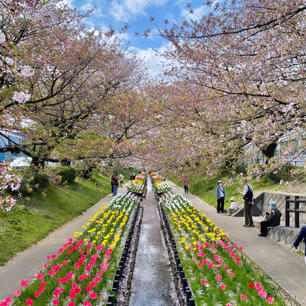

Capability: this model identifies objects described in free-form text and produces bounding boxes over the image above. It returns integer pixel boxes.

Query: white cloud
[134,43,172,79]
[58,0,73,8]
[110,0,168,22]
[181,5,207,22]
[181,1,219,22]
[83,0,107,17]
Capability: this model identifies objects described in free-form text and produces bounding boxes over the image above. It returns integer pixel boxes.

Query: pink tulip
[34,291,40,298]
[100,263,109,272]
[241,294,248,301]
[89,292,98,299]
[72,283,78,289]
[25,299,33,305]
[12,290,21,297]
[267,297,275,304]
[220,284,226,290]
[21,280,29,287]
[259,291,267,298]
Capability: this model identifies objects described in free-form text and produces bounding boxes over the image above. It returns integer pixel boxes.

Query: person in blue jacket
[216,180,226,213]
[293,225,306,258]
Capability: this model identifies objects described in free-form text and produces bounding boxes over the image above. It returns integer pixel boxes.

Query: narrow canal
[129,178,178,306]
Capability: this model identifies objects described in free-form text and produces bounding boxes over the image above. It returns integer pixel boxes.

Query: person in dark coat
[293,225,306,258]
[111,174,119,196]
[258,201,282,237]
[216,180,226,213]
[239,178,254,227]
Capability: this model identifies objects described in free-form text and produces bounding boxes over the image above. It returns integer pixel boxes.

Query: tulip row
[150,172,171,195]
[162,195,286,306]
[154,181,171,194]
[1,195,138,306]
[127,172,146,194]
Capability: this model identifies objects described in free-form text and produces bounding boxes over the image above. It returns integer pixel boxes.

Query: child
[226,197,238,215]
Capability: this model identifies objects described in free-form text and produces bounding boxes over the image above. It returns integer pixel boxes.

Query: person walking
[258,201,282,237]
[239,178,254,227]
[216,180,226,213]
[119,173,124,187]
[111,173,119,196]
[183,178,189,194]
[293,225,306,263]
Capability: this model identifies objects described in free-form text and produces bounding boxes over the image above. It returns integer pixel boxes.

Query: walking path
[169,181,306,306]
[0,187,127,300]
[129,179,178,306]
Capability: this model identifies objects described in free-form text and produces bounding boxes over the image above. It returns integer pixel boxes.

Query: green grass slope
[0,174,110,266]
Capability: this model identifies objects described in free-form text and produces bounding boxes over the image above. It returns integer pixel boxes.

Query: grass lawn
[0,174,110,266]
[171,174,305,209]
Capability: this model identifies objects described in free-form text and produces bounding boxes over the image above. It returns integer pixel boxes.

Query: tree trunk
[82,165,96,179]
[30,156,45,172]
[61,159,71,166]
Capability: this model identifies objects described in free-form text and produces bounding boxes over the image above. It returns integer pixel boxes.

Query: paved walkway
[129,179,178,306]
[0,187,127,300]
[169,181,306,306]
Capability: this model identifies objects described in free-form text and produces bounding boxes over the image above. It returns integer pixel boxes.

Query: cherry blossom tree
[154,0,306,177]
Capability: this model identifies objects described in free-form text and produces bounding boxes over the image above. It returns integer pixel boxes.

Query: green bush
[266,164,297,183]
[31,173,50,188]
[19,167,49,194]
[57,166,77,183]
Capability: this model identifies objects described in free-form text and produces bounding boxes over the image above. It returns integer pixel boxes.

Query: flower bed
[150,172,171,195]
[154,181,171,194]
[1,195,138,306]
[127,173,146,195]
[162,194,286,306]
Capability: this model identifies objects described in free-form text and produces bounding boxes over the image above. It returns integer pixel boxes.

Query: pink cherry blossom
[0,31,5,44]
[12,91,31,104]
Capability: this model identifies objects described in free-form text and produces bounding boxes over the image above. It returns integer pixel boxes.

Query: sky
[64,0,206,77]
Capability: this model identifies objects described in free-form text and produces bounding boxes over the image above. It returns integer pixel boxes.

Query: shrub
[266,164,297,183]
[31,172,50,188]
[19,168,49,195]
[57,166,77,183]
